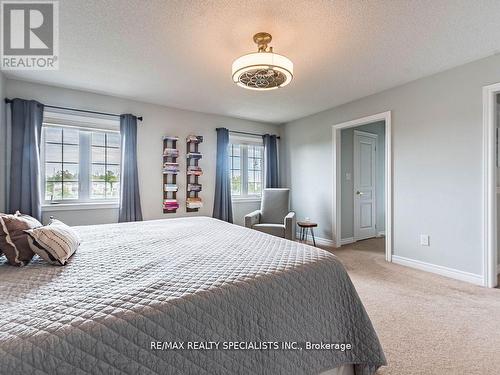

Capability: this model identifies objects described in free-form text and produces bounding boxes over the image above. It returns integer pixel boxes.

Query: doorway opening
[483,83,500,288]
[497,92,500,288]
[332,112,392,262]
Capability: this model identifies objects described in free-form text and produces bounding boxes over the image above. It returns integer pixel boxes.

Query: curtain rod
[4,98,143,121]
[220,128,280,139]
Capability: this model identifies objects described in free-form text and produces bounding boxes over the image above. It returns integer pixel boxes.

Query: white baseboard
[295,231,335,247]
[340,237,355,245]
[377,231,385,237]
[392,255,483,286]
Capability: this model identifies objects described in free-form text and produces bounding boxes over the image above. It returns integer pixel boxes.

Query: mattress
[0,217,385,374]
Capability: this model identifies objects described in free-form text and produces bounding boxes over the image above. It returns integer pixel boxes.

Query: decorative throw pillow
[0,213,6,258]
[0,213,7,257]
[0,211,43,266]
[25,219,80,266]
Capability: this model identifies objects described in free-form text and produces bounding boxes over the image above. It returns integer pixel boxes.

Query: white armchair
[244,188,296,240]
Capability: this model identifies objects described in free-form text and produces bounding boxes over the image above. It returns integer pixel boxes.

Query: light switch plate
[420,234,430,246]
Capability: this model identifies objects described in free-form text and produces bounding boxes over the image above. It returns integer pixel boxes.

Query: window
[229,142,263,198]
[42,120,121,204]
[230,144,241,196]
[44,126,80,200]
[90,132,121,199]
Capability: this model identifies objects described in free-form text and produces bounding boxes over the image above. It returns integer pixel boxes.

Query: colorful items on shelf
[187,183,202,192]
[163,199,179,211]
[163,135,179,214]
[186,197,203,209]
[187,166,203,176]
[186,135,203,143]
[164,184,178,192]
[163,162,180,174]
[163,148,179,158]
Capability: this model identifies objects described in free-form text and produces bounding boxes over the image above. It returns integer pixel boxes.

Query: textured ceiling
[5,0,500,123]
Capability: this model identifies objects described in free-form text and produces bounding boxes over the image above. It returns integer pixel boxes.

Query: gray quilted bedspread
[0,217,385,375]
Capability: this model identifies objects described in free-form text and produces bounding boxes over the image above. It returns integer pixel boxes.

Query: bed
[0,217,385,374]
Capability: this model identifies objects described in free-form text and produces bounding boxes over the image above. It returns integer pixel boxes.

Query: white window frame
[229,135,264,202]
[41,110,121,209]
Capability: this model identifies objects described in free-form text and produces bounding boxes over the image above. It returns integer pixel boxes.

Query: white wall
[341,121,385,239]
[0,72,5,213]
[282,53,500,277]
[5,79,279,225]
[497,94,500,264]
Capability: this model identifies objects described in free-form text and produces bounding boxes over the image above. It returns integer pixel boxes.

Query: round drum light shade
[232,33,293,91]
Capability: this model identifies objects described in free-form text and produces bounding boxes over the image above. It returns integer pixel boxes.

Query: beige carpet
[324,238,500,375]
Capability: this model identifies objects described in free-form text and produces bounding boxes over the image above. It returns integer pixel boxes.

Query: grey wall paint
[497,198,500,264]
[0,72,5,213]
[282,53,500,277]
[341,121,385,239]
[42,208,119,226]
[4,79,279,225]
[232,200,260,226]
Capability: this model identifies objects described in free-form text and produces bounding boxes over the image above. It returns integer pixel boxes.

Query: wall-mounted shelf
[163,136,179,213]
[164,184,178,192]
[187,152,203,159]
[186,135,203,212]
[187,135,203,143]
[187,183,202,192]
[163,162,180,174]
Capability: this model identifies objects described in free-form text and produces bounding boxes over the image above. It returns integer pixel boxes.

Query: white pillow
[25,219,80,266]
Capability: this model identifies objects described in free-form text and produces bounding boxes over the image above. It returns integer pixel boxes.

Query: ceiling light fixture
[232,32,293,91]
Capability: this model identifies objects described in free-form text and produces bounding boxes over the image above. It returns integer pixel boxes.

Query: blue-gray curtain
[263,134,279,188]
[8,99,44,221]
[119,114,143,222]
[213,128,233,223]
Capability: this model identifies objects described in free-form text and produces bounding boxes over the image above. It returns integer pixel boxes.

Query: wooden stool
[297,221,318,247]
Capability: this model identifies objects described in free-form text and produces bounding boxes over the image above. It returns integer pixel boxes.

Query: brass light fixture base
[253,32,272,52]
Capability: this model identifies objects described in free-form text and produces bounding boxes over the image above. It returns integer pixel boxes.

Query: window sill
[42,202,119,211]
[232,197,262,204]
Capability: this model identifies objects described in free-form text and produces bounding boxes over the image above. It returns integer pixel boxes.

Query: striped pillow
[25,219,80,266]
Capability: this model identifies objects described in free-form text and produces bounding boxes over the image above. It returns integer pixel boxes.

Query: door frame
[353,130,378,241]
[332,111,392,262]
[482,82,500,288]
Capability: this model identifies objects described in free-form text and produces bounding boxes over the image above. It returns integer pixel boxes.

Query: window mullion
[61,131,65,198]
[104,134,110,200]
[261,146,264,192]
[79,132,90,202]
[242,145,248,197]
[41,129,46,202]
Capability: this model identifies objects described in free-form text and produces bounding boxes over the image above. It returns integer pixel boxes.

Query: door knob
[356,191,364,195]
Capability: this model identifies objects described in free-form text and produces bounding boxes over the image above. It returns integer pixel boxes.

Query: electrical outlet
[420,234,430,246]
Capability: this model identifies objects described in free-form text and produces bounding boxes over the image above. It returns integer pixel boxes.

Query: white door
[353,130,377,240]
